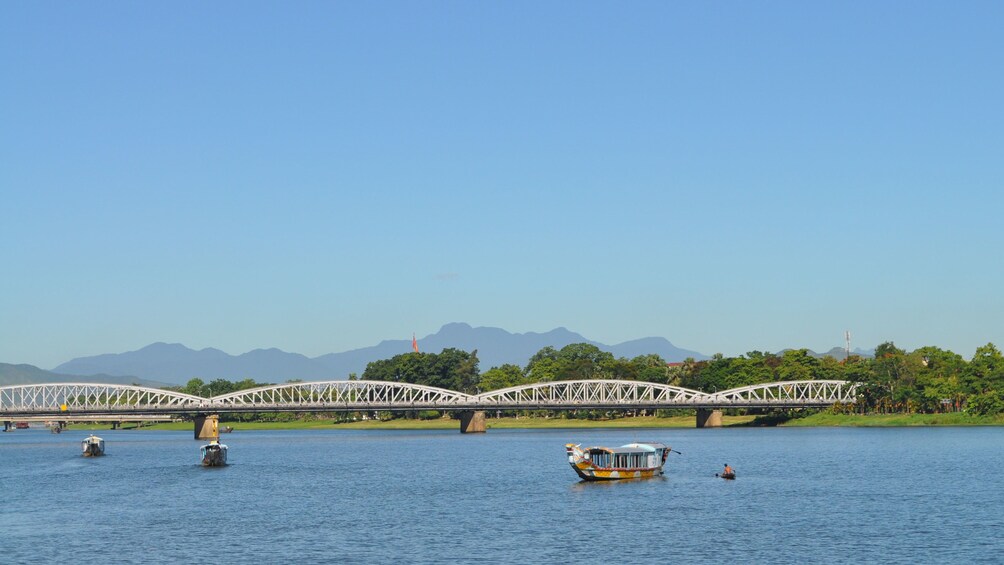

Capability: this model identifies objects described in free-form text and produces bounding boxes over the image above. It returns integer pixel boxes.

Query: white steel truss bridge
[0,379,858,418]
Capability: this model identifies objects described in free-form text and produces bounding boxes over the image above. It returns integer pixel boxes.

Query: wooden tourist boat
[565,442,671,481]
[200,440,228,467]
[81,435,105,457]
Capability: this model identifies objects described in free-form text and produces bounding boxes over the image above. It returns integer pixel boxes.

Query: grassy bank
[781,412,1004,427]
[68,415,756,431]
[284,414,755,430]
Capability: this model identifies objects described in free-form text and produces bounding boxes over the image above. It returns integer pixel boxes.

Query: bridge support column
[194,414,219,440]
[696,408,722,428]
[459,411,486,434]
[3,421,10,432]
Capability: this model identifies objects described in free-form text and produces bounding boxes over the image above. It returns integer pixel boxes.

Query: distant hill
[53,342,335,384]
[778,347,875,360]
[0,363,172,388]
[50,323,709,385]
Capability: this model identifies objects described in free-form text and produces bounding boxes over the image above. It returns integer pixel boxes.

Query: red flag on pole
[412,333,419,353]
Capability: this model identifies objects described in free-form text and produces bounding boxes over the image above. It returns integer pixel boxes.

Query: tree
[631,354,669,384]
[870,342,907,411]
[525,346,560,382]
[778,349,820,381]
[553,343,614,381]
[183,378,205,397]
[478,364,527,392]
[362,348,480,394]
[964,343,1004,394]
[206,378,236,397]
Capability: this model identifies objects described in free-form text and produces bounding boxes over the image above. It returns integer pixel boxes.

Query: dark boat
[200,440,228,467]
[720,472,736,480]
[82,435,105,457]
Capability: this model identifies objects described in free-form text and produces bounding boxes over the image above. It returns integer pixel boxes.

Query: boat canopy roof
[623,442,668,451]
[587,443,668,454]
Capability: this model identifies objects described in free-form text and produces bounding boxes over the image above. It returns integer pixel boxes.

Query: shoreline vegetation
[64,412,1004,432]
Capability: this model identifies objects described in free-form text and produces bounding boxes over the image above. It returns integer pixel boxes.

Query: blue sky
[2,2,1002,369]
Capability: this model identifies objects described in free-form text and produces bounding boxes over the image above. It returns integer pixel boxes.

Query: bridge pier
[696,408,722,428]
[194,414,220,440]
[459,411,486,433]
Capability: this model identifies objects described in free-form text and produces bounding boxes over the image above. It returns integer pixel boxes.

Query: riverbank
[784,412,1004,427]
[67,415,755,431]
[60,412,1004,431]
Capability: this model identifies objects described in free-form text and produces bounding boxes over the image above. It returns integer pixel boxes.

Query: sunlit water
[2,426,1002,563]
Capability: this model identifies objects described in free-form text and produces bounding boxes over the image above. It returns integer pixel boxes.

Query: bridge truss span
[472,379,710,410]
[0,383,204,417]
[1,379,859,420]
[209,380,477,412]
[710,380,859,407]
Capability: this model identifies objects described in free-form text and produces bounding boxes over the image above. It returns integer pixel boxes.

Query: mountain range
[0,323,874,387]
[42,323,705,386]
[0,363,172,388]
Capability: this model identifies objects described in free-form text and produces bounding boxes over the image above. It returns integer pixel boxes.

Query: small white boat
[200,440,228,467]
[565,442,672,480]
[81,435,105,457]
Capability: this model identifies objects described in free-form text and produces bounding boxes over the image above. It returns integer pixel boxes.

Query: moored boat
[200,440,228,467]
[565,442,671,481]
[81,435,105,457]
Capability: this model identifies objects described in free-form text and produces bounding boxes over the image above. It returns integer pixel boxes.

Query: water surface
[2,426,1001,563]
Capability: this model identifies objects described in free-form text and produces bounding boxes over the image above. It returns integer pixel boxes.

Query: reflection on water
[1,426,1002,563]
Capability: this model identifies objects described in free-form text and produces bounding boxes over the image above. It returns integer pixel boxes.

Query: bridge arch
[208,380,477,411]
[709,380,858,407]
[0,383,205,416]
[472,379,710,410]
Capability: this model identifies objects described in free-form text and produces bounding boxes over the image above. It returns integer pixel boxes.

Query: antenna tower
[845,331,851,361]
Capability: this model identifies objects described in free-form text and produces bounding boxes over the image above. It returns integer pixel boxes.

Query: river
[1,426,1001,563]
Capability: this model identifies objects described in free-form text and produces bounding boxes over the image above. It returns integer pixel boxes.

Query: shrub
[966,391,1004,416]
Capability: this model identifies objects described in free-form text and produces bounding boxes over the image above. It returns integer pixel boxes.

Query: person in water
[723,463,734,476]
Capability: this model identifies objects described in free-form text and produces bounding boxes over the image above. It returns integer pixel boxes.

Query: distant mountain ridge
[779,347,875,360]
[0,363,171,388]
[51,323,710,385]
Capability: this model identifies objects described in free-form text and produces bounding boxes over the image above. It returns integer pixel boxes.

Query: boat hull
[571,464,664,481]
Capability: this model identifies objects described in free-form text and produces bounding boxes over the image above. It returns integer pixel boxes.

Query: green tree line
[163,340,1004,418]
[361,342,1004,416]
